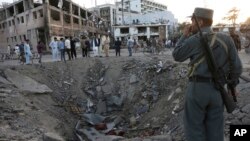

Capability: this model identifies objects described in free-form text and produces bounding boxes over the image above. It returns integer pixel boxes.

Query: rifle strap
[188,33,217,77]
[188,33,230,77]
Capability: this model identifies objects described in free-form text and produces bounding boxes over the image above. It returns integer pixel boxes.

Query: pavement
[0,48,249,71]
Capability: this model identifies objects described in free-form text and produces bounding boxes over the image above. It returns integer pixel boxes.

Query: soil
[0,53,250,141]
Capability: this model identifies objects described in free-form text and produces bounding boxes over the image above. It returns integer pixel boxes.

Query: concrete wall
[0,5,45,52]
[130,0,141,13]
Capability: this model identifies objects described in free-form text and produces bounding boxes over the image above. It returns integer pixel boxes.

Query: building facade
[113,24,168,41]
[119,0,167,14]
[0,0,107,52]
[88,1,177,41]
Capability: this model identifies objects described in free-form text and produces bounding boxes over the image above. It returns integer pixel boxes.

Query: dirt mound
[1,56,250,141]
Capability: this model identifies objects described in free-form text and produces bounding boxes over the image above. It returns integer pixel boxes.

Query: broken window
[150,27,158,33]
[50,10,60,21]
[9,21,11,27]
[17,17,20,24]
[23,0,31,10]
[23,35,26,40]
[12,20,15,26]
[87,12,92,19]
[26,14,30,23]
[49,0,59,8]
[33,11,37,19]
[0,11,7,21]
[138,27,146,33]
[64,14,71,24]
[80,9,86,19]
[62,0,70,13]
[7,6,14,18]
[2,23,5,28]
[16,2,24,14]
[72,4,79,16]
[21,16,24,23]
[121,28,129,34]
[73,17,79,24]
[38,9,43,17]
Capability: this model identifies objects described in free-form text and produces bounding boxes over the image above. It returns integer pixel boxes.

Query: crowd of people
[2,33,180,65]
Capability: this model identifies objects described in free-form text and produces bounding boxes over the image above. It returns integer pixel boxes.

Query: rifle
[193,14,236,113]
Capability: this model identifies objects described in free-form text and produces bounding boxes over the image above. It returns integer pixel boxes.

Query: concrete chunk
[5,69,53,94]
[43,132,65,141]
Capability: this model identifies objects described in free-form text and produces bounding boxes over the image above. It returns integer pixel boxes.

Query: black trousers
[71,47,77,59]
[66,49,71,60]
[116,48,121,56]
[82,48,88,57]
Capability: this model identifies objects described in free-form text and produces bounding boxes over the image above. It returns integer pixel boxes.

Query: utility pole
[122,0,124,24]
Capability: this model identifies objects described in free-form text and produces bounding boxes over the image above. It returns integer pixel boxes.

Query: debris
[96,100,107,114]
[43,132,65,141]
[82,114,106,125]
[167,92,174,101]
[5,69,53,94]
[130,116,137,127]
[107,95,124,107]
[63,81,72,85]
[87,99,94,112]
[241,104,250,114]
[130,74,138,84]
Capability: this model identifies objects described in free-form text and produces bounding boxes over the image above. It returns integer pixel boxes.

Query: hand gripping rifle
[193,14,236,113]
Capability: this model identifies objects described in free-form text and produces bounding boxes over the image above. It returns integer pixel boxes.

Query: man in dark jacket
[19,42,25,64]
[229,28,241,52]
[114,38,122,56]
[37,41,45,63]
[70,36,77,59]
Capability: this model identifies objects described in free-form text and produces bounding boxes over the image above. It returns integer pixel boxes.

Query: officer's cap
[192,7,214,20]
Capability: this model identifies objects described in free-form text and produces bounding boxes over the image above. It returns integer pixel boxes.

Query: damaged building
[0,0,108,52]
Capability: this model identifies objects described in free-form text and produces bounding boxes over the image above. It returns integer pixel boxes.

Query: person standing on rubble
[24,39,32,65]
[115,37,122,56]
[91,33,101,57]
[58,38,66,63]
[65,36,71,60]
[70,36,77,59]
[229,28,241,52]
[49,37,59,62]
[103,35,110,57]
[127,37,134,56]
[36,41,45,64]
[172,7,242,141]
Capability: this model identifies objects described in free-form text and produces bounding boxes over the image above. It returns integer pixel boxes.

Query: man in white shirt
[64,36,72,60]
[49,37,59,61]
[90,33,101,57]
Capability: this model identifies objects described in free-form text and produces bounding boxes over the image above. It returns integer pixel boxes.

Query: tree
[223,7,239,27]
[244,17,250,25]
[177,22,190,33]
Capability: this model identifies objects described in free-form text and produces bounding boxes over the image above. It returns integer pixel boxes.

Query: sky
[1,0,249,24]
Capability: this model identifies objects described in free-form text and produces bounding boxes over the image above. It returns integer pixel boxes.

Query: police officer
[172,7,242,141]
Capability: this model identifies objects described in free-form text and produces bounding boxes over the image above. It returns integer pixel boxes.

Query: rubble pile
[0,57,250,141]
[68,58,189,141]
[0,69,46,140]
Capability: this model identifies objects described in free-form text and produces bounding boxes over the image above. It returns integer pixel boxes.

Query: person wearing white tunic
[90,34,100,57]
